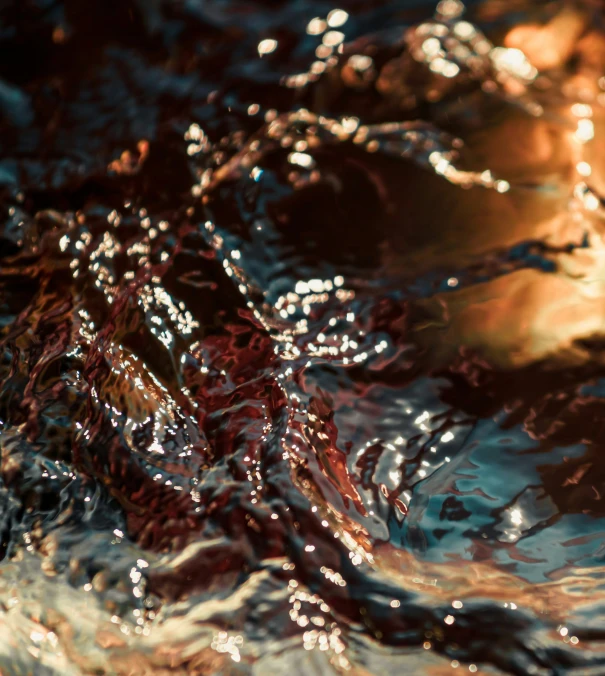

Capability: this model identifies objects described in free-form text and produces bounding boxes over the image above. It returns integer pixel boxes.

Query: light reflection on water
[2,0,605,673]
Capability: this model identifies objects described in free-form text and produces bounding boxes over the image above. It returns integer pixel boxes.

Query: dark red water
[2,0,605,673]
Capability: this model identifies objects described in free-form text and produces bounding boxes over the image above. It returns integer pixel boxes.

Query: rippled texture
[3,0,605,673]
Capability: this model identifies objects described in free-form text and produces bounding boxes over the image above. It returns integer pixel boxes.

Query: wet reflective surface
[3,0,605,673]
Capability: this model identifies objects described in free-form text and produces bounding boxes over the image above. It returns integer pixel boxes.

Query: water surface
[1,0,605,673]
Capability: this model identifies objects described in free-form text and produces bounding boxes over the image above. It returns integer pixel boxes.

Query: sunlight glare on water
[2,0,605,673]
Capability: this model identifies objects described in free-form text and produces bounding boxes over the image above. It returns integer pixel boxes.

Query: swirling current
[4,0,605,673]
